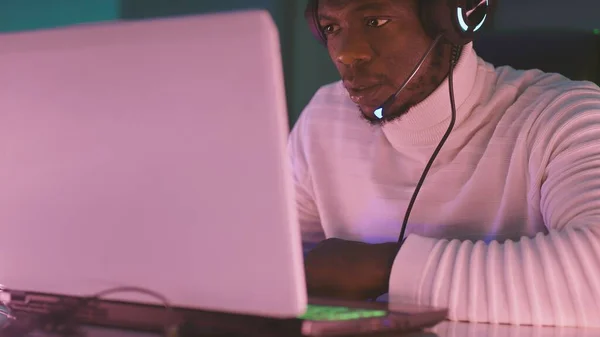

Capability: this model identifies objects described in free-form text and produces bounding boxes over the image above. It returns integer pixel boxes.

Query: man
[289,0,600,328]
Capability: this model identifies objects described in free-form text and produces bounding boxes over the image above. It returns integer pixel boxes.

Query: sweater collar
[380,43,479,147]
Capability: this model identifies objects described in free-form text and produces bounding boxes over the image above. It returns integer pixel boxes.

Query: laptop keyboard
[299,304,387,321]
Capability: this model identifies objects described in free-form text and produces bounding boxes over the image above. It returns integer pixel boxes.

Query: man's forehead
[318,0,398,12]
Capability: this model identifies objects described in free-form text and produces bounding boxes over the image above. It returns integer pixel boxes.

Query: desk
[81,321,600,337]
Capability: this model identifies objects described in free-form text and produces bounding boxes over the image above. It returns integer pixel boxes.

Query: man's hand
[304,238,400,301]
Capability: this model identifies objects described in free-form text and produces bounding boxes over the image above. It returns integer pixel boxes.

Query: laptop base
[1,291,446,336]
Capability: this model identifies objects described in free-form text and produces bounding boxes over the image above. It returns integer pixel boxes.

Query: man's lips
[346,84,383,105]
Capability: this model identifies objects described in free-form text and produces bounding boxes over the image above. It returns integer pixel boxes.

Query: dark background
[1,0,598,124]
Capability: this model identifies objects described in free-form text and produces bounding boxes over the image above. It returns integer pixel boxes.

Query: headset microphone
[373,34,443,119]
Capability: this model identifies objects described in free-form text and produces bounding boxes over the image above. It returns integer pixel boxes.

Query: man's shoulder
[301,80,354,116]
[489,62,600,123]
[293,80,364,132]
[309,80,347,102]
[491,62,600,108]
[289,80,374,156]
[489,63,600,149]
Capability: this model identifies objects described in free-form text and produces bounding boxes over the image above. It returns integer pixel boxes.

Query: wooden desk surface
[81,321,600,337]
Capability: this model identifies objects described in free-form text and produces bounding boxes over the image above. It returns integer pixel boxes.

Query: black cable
[0,304,16,329]
[397,45,462,243]
[86,286,173,310]
[1,286,176,337]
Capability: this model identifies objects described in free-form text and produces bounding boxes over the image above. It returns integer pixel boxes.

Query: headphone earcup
[304,0,327,45]
[420,0,491,45]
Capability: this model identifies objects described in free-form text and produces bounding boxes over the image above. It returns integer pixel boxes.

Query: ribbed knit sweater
[289,43,600,327]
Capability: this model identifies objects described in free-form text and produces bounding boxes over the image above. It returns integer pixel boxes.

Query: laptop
[0,9,447,336]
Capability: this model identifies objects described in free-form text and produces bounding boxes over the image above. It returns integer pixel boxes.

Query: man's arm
[288,111,326,249]
[389,86,600,327]
[289,106,404,299]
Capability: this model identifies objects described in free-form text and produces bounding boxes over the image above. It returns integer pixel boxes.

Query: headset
[302,0,493,245]
[304,0,492,119]
[304,0,492,47]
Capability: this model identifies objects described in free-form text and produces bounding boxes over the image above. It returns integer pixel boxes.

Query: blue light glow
[457,8,469,32]
[374,108,383,119]
[474,14,487,31]
[459,0,489,32]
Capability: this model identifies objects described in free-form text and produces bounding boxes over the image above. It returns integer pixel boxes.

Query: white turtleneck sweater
[289,43,600,327]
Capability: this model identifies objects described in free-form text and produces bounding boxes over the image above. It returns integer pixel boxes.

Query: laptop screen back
[0,10,306,318]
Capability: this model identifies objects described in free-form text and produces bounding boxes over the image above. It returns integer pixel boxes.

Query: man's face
[318,0,450,125]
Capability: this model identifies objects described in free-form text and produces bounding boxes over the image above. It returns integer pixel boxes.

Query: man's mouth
[346,84,382,105]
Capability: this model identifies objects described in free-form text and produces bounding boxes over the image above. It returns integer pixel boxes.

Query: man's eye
[322,24,339,35]
[365,18,390,27]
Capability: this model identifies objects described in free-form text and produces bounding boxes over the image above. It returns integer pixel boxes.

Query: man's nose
[335,32,372,67]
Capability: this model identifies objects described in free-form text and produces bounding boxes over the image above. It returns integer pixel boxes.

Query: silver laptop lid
[0,10,306,318]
